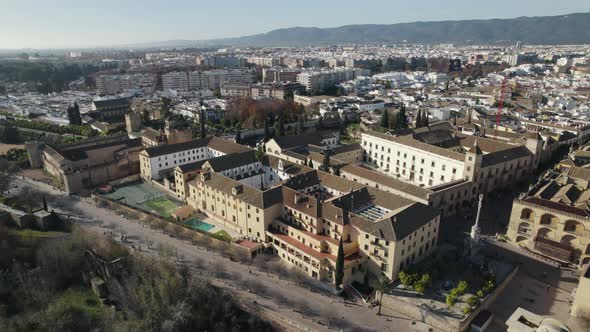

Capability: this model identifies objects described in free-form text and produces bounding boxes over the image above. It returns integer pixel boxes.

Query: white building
[140,136,251,180]
[297,68,361,94]
[162,71,189,91]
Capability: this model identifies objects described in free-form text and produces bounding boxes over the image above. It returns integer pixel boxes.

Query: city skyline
[2,0,590,49]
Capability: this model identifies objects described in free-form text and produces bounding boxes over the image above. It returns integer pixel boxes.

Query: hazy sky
[2,0,590,49]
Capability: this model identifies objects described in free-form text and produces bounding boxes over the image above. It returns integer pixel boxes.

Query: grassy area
[8,228,66,238]
[50,287,104,319]
[145,197,178,218]
[212,230,233,242]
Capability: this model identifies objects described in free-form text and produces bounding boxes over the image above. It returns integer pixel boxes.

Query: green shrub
[414,281,426,294]
[462,306,472,315]
[446,294,456,307]
[398,271,414,287]
[420,273,432,288]
[467,295,479,307]
[456,280,469,295]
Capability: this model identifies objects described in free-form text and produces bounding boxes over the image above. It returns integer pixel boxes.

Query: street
[11,177,438,332]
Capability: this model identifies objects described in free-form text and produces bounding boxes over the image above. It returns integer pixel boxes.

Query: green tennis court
[144,197,178,218]
[102,182,181,218]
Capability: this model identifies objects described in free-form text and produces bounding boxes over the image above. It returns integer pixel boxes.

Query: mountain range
[133,12,590,48]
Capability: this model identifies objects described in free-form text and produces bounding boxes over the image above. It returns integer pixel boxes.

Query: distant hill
[134,12,590,48]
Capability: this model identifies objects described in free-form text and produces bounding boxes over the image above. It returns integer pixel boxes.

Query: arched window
[520,208,533,220]
[561,235,576,247]
[540,214,557,226]
[564,220,582,233]
[537,227,552,239]
[517,222,532,236]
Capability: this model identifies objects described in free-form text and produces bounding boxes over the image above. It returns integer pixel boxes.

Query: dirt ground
[18,168,52,184]
[0,143,25,155]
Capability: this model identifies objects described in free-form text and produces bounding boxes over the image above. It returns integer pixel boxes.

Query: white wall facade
[361,133,465,188]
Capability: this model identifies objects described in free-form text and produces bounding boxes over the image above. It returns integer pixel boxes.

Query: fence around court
[91,194,251,258]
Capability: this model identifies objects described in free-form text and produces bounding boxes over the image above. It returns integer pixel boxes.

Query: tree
[413,273,432,294]
[388,112,400,130]
[307,158,314,168]
[161,97,172,118]
[296,114,304,135]
[414,281,426,294]
[422,111,429,127]
[235,125,242,144]
[456,280,469,295]
[398,271,413,287]
[398,104,408,129]
[332,166,340,176]
[42,195,48,212]
[380,110,389,129]
[200,109,206,138]
[415,110,422,128]
[0,125,20,144]
[66,102,81,125]
[335,238,344,289]
[375,274,391,315]
[275,115,285,137]
[263,118,270,142]
[320,150,331,172]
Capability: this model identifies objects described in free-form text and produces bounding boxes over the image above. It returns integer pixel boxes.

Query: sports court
[102,182,181,218]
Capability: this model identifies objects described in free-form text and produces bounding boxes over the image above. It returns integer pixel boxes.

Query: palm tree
[375,274,391,316]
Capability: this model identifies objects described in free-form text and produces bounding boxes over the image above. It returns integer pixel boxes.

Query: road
[11,177,439,332]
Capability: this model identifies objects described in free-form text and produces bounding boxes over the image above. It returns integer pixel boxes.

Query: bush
[414,281,426,294]
[398,271,413,287]
[456,280,469,295]
[467,295,479,307]
[462,306,473,315]
[412,273,432,294]
[482,278,495,295]
[446,294,456,307]
[419,273,432,288]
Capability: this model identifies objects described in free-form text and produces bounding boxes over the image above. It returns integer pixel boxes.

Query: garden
[387,245,513,321]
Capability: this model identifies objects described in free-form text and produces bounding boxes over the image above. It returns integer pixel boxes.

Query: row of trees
[5,119,97,137]
[379,105,409,130]
[398,271,433,294]
[227,97,305,129]
[414,110,430,128]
